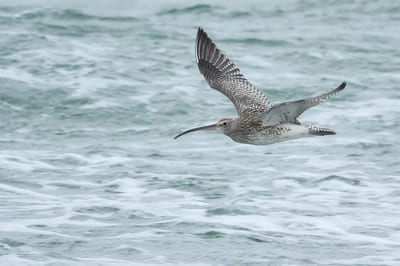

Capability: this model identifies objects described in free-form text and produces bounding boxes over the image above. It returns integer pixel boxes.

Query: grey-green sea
[1,0,399,265]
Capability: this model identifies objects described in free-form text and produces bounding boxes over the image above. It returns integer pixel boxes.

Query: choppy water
[1,1,399,265]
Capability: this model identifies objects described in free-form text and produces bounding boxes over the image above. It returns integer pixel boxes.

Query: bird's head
[174,118,234,139]
[216,118,234,132]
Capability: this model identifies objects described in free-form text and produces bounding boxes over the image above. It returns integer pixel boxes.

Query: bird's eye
[222,122,227,126]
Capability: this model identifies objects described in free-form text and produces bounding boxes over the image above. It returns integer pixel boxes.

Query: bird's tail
[308,126,336,136]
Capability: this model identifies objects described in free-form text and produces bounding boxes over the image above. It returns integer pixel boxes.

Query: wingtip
[196,27,204,63]
[197,27,206,39]
[333,81,346,93]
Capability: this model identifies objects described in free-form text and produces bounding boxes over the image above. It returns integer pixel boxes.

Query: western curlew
[175,28,346,145]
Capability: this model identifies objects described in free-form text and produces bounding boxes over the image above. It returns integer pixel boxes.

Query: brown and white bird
[175,28,346,145]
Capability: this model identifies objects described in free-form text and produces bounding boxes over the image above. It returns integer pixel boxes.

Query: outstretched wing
[196,28,272,115]
[262,82,346,125]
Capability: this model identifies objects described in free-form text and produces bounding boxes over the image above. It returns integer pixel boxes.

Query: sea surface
[1,0,399,265]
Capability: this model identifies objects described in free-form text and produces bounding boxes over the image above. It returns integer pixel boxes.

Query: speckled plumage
[174,28,346,145]
[196,28,271,115]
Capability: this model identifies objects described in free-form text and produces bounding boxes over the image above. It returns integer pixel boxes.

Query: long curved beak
[174,123,218,139]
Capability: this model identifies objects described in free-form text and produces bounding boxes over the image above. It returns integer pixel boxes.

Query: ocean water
[1,0,399,265]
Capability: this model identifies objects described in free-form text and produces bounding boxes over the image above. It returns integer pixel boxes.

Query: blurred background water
[0,0,399,265]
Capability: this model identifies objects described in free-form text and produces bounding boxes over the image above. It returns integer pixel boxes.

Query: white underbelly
[231,124,311,145]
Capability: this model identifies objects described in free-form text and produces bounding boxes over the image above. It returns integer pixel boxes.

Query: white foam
[0,154,56,172]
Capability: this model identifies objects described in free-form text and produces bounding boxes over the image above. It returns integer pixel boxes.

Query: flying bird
[175,28,346,145]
